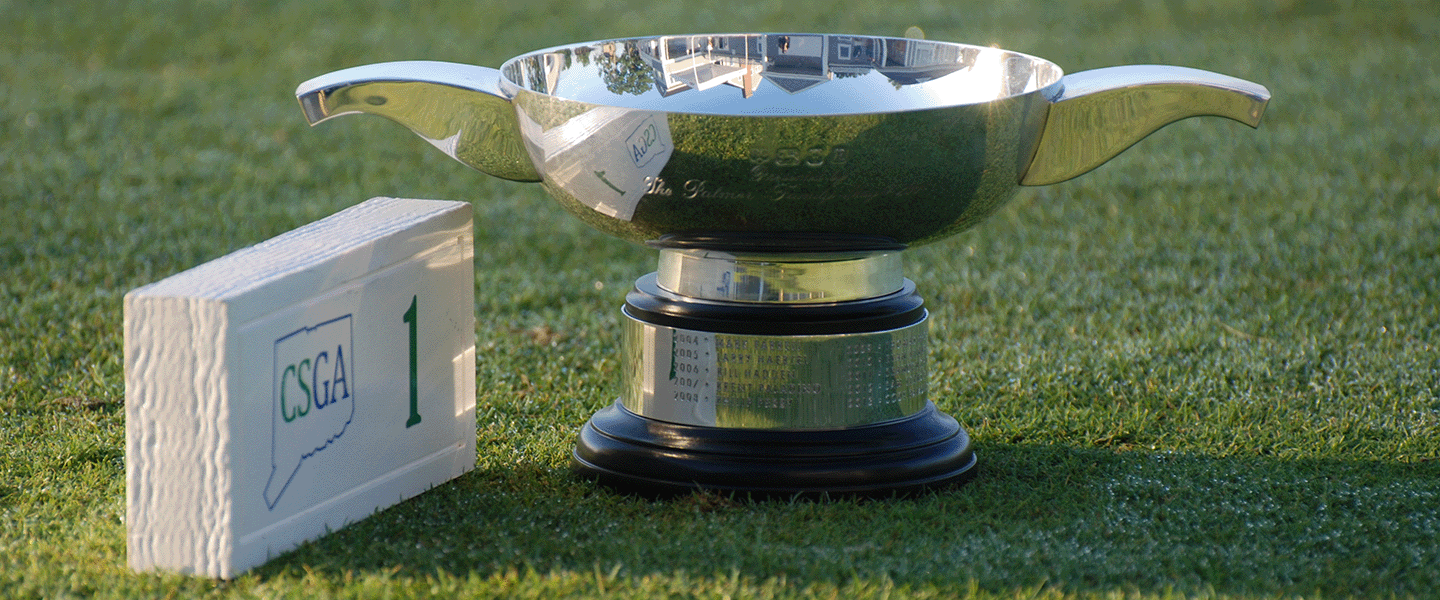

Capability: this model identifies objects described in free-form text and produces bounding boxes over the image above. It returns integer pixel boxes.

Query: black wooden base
[571,401,976,497]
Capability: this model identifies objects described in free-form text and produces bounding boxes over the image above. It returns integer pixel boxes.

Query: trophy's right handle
[296,61,541,182]
[1020,65,1269,186]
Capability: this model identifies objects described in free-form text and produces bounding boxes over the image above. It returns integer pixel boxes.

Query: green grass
[4,0,1439,597]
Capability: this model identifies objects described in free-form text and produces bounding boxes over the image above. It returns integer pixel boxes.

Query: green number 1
[403,295,421,428]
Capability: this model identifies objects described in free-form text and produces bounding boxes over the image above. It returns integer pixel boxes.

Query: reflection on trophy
[298,33,1269,495]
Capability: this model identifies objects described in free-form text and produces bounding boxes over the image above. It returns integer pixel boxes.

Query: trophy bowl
[298,33,1268,496]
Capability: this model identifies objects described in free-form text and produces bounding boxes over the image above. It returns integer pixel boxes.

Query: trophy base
[572,243,977,497]
[571,400,976,497]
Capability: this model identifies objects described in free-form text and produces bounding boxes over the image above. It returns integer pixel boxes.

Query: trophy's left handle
[297,61,541,182]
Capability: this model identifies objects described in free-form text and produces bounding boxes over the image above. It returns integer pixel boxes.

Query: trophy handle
[296,61,541,182]
[1020,65,1270,186]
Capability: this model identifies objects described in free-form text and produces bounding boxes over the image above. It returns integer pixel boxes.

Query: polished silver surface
[300,61,540,182]
[1021,65,1269,185]
[655,248,903,303]
[297,33,1270,246]
[621,310,929,429]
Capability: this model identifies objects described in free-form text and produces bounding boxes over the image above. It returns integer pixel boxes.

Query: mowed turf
[3,0,1438,597]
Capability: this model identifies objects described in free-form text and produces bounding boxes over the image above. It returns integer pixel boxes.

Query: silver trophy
[297,33,1268,495]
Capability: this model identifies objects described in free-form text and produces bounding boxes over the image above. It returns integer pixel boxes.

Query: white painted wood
[125,197,476,578]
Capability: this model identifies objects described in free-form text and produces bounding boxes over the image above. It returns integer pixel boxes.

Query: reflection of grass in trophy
[511,89,597,132]
[521,88,1044,247]
[631,110,988,244]
[654,98,1041,246]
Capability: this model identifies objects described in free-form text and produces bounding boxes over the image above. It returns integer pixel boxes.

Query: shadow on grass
[257,443,1440,596]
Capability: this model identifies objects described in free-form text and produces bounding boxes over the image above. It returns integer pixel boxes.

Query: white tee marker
[124,197,476,578]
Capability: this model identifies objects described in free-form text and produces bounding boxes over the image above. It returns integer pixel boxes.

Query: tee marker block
[125,197,476,578]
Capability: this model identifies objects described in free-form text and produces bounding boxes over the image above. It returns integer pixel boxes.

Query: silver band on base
[620,310,929,429]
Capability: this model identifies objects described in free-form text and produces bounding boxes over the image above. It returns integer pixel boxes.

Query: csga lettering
[278,345,351,422]
[264,314,356,510]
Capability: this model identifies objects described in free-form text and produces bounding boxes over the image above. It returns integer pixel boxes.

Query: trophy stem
[571,245,977,496]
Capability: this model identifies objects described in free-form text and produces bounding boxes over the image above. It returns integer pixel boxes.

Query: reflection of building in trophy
[540,51,567,95]
[611,34,977,99]
[763,35,972,93]
[763,34,832,94]
[510,48,572,96]
[876,38,974,86]
[639,35,766,97]
[639,33,979,97]
[829,36,883,79]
